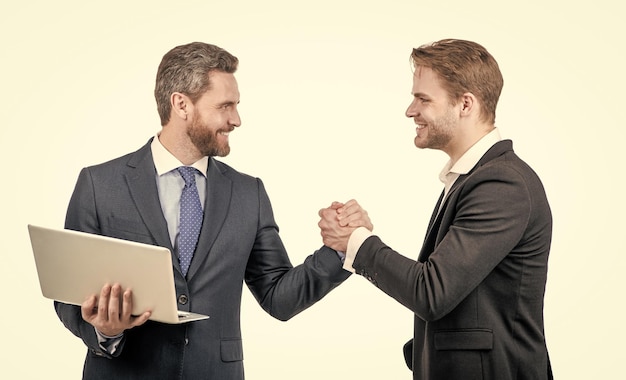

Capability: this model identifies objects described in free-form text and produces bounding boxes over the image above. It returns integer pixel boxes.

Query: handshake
[318,199,373,253]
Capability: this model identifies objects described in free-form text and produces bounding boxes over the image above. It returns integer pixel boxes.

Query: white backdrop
[1,1,623,379]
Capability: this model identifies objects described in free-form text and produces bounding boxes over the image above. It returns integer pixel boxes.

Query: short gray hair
[154,42,239,125]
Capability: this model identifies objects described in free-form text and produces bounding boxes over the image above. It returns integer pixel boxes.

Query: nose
[405,99,418,118]
[229,108,241,128]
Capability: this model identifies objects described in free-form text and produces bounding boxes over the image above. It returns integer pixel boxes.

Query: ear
[459,92,476,117]
[170,92,191,121]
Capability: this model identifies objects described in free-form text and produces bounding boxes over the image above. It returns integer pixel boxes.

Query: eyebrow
[217,100,240,107]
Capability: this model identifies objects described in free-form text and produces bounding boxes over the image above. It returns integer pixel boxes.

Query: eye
[413,95,430,104]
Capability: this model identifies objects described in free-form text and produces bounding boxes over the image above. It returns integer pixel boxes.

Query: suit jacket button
[178,294,188,305]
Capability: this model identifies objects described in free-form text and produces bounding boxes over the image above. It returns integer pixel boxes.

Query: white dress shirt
[151,134,208,247]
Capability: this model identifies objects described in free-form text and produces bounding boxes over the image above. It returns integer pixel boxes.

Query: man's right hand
[318,199,373,252]
[81,283,151,337]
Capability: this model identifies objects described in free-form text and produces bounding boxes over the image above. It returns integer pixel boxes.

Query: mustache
[217,127,235,134]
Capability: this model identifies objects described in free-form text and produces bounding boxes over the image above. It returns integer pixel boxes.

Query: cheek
[194,111,221,130]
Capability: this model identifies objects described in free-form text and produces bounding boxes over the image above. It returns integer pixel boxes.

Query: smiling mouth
[218,128,234,136]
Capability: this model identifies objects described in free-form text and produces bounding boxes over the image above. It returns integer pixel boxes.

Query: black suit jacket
[353,140,553,380]
[56,139,350,379]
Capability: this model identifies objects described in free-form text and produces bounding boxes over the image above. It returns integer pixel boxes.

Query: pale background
[1,0,623,379]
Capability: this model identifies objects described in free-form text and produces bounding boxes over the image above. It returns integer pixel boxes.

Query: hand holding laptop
[28,225,209,325]
[81,283,152,337]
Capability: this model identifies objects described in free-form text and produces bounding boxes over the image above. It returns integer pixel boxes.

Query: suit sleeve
[352,165,531,321]
[244,179,351,321]
[55,168,119,357]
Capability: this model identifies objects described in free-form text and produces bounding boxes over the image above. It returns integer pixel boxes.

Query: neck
[445,124,495,164]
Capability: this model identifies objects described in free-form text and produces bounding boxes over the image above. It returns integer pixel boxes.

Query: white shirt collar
[150,134,208,177]
[439,128,502,188]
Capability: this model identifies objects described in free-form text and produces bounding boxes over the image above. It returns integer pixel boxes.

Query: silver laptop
[27,224,209,324]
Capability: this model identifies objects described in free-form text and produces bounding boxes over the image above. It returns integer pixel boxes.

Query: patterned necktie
[177,166,203,276]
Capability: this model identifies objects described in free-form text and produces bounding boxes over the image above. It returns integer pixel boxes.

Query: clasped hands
[318,199,373,253]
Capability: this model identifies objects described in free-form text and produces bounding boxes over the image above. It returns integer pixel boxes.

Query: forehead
[202,71,240,100]
[411,66,448,98]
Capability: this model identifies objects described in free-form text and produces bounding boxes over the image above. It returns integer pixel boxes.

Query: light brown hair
[411,39,503,124]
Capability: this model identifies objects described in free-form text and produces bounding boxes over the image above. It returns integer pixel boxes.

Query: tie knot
[177,166,198,186]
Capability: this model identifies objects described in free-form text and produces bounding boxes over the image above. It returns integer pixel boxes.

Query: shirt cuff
[343,227,373,273]
[95,328,124,355]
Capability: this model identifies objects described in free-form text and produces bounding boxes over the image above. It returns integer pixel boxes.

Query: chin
[214,145,231,157]
[414,137,427,149]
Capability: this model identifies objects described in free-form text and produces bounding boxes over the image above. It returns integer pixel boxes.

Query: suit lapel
[186,158,232,279]
[124,140,173,251]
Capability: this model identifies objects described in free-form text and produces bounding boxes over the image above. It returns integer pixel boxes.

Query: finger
[318,219,329,232]
[338,210,364,227]
[318,207,335,218]
[349,214,373,230]
[121,288,134,321]
[343,199,358,207]
[97,284,112,321]
[330,201,344,210]
[81,295,98,321]
[338,199,357,211]
[343,215,373,230]
[348,218,374,230]
[107,283,123,323]
[319,207,339,222]
[130,311,152,328]
[337,199,360,217]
